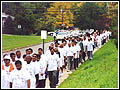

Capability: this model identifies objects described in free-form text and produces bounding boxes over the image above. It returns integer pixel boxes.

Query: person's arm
[27,79,30,88]
[10,82,12,88]
[77,51,79,58]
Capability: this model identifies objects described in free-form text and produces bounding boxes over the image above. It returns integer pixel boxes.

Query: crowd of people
[2,29,112,88]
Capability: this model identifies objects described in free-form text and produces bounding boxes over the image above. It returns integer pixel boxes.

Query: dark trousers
[79,55,82,63]
[87,51,93,60]
[82,52,86,61]
[67,56,73,70]
[56,70,59,84]
[48,70,57,88]
[74,58,78,70]
[37,79,46,88]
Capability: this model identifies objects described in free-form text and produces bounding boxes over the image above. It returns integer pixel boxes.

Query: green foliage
[58,39,118,88]
[73,2,107,30]
[2,2,118,36]
[2,2,52,35]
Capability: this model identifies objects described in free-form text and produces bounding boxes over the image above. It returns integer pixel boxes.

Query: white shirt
[45,49,51,56]
[38,54,47,80]
[96,35,102,43]
[9,68,30,88]
[58,47,65,61]
[83,39,88,52]
[63,45,68,56]
[25,61,39,88]
[87,41,94,51]
[66,46,75,56]
[46,53,59,71]
[2,69,9,88]
[15,57,24,61]
[1,66,11,88]
[74,44,80,58]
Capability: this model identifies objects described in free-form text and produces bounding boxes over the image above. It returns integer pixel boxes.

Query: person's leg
[56,70,59,85]
[82,52,85,62]
[76,58,78,68]
[48,71,53,88]
[52,70,57,88]
[42,79,46,88]
[37,79,46,88]
[90,51,93,60]
[74,58,77,70]
[87,51,90,60]
[67,56,70,70]
[73,58,75,70]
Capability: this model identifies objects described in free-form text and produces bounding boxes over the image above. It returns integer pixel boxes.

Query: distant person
[87,38,94,60]
[66,43,75,71]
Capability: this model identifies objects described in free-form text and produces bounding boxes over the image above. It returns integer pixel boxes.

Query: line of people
[2,29,112,88]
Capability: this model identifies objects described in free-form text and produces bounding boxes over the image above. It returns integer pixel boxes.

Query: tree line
[2,2,118,37]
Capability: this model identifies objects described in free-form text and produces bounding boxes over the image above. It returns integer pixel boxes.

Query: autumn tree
[46,2,74,30]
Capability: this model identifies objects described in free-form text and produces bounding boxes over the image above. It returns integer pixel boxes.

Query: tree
[73,2,107,30]
[2,2,52,35]
[46,2,74,30]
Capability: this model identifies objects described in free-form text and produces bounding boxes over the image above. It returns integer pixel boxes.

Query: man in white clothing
[25,55,39,88]
[2,56,14,88]
[37,48,47,88]
[66,43,75,71]
[96,33,102,48]
[46,48,60,88]
[10,60,30,88]
[87,38,94,60]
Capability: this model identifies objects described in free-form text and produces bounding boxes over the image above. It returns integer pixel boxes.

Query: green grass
[2,34,53,52]
[58,39,118,88]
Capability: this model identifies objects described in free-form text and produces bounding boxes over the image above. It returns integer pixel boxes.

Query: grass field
[58,39,118,88]
[2,34,53,52]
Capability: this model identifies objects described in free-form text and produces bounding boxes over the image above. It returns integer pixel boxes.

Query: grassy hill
[2,34,53,52]
[58,39,118,88]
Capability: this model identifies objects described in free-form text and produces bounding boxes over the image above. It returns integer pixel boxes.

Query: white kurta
[25,61,39,88]
[9,68,30,88]
[1,66,11,88]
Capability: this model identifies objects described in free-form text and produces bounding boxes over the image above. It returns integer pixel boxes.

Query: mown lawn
[58,39,118,88]
[2,34,53,52]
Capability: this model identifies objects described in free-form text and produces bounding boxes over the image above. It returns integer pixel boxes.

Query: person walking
[25,55,39,88]
[2,55,14,88]
[9,60,30,88]
[37,48,47,88]
[87,38,94,60]
[66,43,75,71]
[46,48,60,88]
